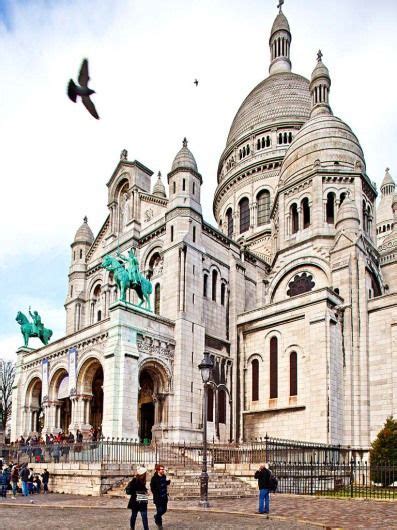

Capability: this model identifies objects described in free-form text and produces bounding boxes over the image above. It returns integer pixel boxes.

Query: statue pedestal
[16,346,36,356]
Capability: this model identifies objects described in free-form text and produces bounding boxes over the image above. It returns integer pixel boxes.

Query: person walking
[10,464,19,499]
[41,469,50,494]
[126,466,150,530]
[0,467,7,499]
[150,464,170,530]
[254,463,272,514]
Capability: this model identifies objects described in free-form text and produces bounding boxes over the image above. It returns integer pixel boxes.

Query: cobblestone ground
[0,493,396,529]
[0,506,317,530]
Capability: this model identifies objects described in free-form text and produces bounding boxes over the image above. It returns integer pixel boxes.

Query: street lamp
[198,351,214,508]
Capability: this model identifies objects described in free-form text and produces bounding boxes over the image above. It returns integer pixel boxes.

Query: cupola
[310,50,332,118]
[153,171,167,198]
[269,1,292,75]
[335,194,360,233]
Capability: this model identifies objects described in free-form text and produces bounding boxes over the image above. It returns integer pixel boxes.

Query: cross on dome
[277,0,284,13]
[183,137,188,148]
[317,49,323,62]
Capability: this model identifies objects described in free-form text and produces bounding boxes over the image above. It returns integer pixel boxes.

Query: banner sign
[68,347,78,396]
[42,359,49,402]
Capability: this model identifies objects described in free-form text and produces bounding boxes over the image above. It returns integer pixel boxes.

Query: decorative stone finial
[317,49,323,62]
[183,137,188,148]
[277,0,284,13]
[157,171,162,178]
[83,216,88,223]
[386,167,390,173]
[120,149,128,160]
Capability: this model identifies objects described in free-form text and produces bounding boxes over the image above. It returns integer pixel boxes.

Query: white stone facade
[11,6,397,448]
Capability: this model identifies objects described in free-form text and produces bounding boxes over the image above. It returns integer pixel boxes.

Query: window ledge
[242,404,305,415]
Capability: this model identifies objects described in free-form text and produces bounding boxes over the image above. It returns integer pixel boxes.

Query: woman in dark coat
[126,466,149,530]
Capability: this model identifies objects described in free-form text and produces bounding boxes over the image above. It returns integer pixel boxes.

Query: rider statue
[117,247,140,285]
[29,306,44,335]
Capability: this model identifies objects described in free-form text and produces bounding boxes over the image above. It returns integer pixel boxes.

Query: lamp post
[198,351,213,508]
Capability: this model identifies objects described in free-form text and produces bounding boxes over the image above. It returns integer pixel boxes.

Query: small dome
[311,53,330,83]
[74,216,94,244]
[335,195,360,230]
[153,171,166,198]
[271,12,290,35]
[279,114,365,187]
[171,138,198,172]
[381,168,395,189]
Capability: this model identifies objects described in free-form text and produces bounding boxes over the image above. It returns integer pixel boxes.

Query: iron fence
[1,438,396,499]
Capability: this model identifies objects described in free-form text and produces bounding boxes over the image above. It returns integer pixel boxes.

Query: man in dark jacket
[20,464,30,497]
[150,464,170,530]
[254,463,271,514]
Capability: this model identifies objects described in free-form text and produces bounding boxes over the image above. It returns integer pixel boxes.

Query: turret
[167,138,202,215]
[269,1,292,75]
[310,50,332,118]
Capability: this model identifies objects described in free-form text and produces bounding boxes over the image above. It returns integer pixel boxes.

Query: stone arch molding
[269,257,330,303]
[48,366,69,401]
[109,171,131,202]
[142,242,164,271]
[76,350,104,394]
[139,357,172,393]
[245,352,264,367]
[24,372,42,407]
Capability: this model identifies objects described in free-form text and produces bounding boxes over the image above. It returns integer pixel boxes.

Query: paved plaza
[0,494,396,529]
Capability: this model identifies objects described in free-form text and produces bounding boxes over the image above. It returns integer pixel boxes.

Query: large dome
[279,114,366,186]
[226,72,311,147]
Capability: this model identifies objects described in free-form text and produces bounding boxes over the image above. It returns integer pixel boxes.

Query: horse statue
[101,253,152,310]
[16,311,53,348]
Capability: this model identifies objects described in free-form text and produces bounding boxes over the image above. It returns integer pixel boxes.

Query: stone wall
[28,462,137,496]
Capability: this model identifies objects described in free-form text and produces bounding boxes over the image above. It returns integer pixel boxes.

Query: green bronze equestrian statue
[16,308,53,347]
[102,248,152,310]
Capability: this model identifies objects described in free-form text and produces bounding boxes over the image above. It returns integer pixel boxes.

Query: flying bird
[67,59,100,119]
[194,79,199,87]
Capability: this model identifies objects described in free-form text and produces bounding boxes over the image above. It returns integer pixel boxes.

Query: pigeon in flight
[194,79,199,87]
[67,59,100,119]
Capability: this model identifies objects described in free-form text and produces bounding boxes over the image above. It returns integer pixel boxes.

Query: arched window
[182,178,186,191]
[257,190,271,226]
[252,359,259,401]
[212,270,217,301]
[326,192,335,223]
[257,139,261,150]
[218,389,226,424]
[193,181,195,195]
[226,208,233,238]
[261,137,265,148]
[283,132,288,144]
[278,133,282,144]
[302,197,310,228]
[221,283,226,306]
[73,251,76,261]
[242,146,246,157]
[270,337,278,399]
[288,132,292,143]
[266,136,271,147]
[97,310,102,322]
[154,283,160,315]
[170,225,174,242]
[290,351,297,396]
[173,181,176,194]
[239,197,250,233]
[339,192,346,206]
[290,203,299,233]
[247,145,250,155]
[203,274,208,297]
[79,249,83,259]
[207,386,214,422]
[193,226,196,243]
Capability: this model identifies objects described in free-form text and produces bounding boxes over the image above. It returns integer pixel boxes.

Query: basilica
[11,5,397,449]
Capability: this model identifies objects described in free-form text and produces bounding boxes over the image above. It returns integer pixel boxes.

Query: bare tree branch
[0,360,16,430]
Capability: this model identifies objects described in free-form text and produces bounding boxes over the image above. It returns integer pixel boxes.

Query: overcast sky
[1,0,396,360]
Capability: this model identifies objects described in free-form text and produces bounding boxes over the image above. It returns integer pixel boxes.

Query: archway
[25,377,42,434]
[57,375,71,433]
[138,370,155,442]
[90,365,104,431]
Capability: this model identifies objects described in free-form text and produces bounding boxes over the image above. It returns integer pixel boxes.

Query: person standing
[41,469,50,494]
[126,466,149,530]
[254,463,271,514]
[150,464,170,530]
[20,464,30,497]
[10,464,19,499]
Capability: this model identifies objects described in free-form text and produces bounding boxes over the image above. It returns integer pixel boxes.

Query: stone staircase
[106,464,257,499]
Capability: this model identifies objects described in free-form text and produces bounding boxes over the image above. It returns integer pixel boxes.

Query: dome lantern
[310,50,332,118]
[269,0,292,75]
[380,167,395,196]
[153,171,167,198]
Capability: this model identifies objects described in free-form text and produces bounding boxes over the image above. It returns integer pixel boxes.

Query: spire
[183,137,188,148]
[153,171,166,198]
[269,1,291,75]
[380,167,395,196]
[309,50,332,118]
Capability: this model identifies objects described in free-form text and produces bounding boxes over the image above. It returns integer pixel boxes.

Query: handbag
[136,492,148,503]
